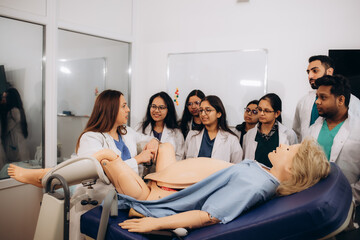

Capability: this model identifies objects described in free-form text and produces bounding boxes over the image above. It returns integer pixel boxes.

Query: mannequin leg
[155,142,177,172]
[8,164,50,188]
[7,149,117,188]
[99,157,151,200]
[92,148,118,162]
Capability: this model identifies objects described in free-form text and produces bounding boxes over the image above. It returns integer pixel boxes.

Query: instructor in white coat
[73,89,159,240]
[76,90,159,174]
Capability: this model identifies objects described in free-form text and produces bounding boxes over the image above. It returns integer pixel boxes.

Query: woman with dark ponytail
[243,93,297,167]
[179,89,205,139]
[234,100,259,147]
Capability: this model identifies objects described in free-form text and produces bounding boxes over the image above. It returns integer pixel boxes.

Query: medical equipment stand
[33,174,70,240]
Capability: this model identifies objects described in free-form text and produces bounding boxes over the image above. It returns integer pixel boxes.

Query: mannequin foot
[8,164,48,188]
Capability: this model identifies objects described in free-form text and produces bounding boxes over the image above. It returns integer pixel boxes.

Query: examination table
[80,163,353,240]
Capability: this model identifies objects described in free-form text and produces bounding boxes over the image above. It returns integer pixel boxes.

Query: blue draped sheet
[117,159,279,224]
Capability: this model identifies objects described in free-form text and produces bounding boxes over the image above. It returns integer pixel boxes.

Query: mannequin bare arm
[143,138,160,159]
[119,210,219,232]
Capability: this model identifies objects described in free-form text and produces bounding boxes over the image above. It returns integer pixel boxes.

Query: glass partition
[57,30,131,161]
[0,17,44,179]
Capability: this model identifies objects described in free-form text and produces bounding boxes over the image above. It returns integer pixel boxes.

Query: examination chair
[80,162,354,240]
[33,155,111,240]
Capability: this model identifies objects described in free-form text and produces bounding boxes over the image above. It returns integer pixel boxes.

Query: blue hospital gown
[117,159,279,224]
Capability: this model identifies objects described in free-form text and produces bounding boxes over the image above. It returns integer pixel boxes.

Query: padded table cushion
[81,163,352,240]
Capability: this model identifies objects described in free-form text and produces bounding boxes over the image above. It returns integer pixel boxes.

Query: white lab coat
[77,127,153,174]
[187,119,192,130]
[231,123,248,147]
[136,124,185,160]
[293,90,360,141]
[232,128,242,139]
[304,114,360,205]
[185,128,243,163]
[72,127,153,240]
[243,121,298,160]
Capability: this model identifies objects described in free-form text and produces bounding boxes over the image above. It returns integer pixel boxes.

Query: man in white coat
[293,55,360,141]
[304,75,360,208]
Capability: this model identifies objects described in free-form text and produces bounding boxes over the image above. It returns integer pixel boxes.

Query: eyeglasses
[187,101,201,107]
[257,107,275,114]
[199,108,215,115]
[244,108,258,115]
[150,104,167,111]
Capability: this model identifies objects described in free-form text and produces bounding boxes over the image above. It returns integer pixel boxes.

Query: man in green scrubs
[305,74,360,224]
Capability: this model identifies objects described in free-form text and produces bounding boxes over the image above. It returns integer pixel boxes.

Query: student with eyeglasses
[137,92,184,162]
[179,89,205,139]
[185,95,243,163]
[243,93,297,167]
[234,100,259,148]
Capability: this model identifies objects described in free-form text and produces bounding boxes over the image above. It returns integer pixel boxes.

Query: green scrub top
[317,120,344,160]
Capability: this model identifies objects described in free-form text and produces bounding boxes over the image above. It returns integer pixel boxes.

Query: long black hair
[199,95,237,137]
[259,93,282,123]
[179,89,205,138]
[141,91,179,133]
[1,88,28,142]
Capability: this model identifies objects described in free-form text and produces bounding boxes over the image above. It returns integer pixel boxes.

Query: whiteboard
[167,49,267,126]
[58,58,106,116]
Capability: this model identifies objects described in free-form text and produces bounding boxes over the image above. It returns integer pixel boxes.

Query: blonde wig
[276,138,330,196]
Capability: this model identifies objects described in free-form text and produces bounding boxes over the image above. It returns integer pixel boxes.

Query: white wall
[0,181,42,240]
[58,0,133,38]
[131,0,360,127]
[0,0,46,16]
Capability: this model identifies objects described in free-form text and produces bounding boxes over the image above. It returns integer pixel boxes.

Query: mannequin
[8,139,330,233]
